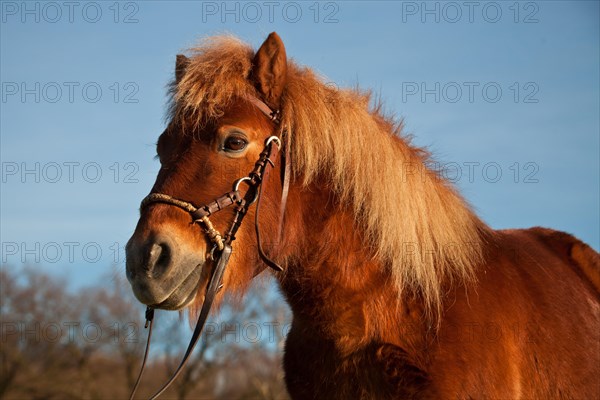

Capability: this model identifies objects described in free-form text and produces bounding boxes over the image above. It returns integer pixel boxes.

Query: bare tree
[0,266,291,399]
[0,267,82,398]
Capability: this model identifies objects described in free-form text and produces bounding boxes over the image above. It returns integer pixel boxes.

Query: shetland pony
[126,32,600,398]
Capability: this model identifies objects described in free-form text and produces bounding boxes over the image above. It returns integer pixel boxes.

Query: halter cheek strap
[244,93,291,246]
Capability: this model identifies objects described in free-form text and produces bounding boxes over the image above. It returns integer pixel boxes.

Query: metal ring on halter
[233,177,259,205]
[265,136,281,149]
[208,244,219,261]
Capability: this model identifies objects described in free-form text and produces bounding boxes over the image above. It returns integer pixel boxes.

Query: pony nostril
[146,241,172,277]
[156,243,171,268]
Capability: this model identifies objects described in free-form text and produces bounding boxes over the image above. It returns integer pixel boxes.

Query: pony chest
[283,326,431,399]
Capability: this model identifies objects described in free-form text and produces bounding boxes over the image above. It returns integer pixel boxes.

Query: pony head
[125,33,288,311]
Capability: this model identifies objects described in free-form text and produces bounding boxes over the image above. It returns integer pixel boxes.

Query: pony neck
[277,132,491,324]
[277,176,432,352]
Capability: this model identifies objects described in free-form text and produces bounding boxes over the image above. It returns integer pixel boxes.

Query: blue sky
[1,1,599,290]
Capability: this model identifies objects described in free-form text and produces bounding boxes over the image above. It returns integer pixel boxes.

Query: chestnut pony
[126,33,600,398]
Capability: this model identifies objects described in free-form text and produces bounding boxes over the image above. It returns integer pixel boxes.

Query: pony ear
[251,32,288,110]
[175,54,190,84]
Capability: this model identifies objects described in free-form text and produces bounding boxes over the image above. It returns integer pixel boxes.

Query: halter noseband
[129,95,289,400]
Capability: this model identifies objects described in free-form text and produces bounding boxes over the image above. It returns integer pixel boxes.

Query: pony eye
[223,136,248,152]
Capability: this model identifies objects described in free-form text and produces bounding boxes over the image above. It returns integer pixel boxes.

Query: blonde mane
[171,35,491,313]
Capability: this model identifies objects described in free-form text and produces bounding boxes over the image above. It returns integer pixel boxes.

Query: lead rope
[129,307,154,400]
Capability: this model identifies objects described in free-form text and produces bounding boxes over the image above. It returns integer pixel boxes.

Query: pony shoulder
[527,227,600,294]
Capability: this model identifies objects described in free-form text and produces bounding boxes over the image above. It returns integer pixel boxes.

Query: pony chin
[137,261,205,311]
[157,272,204,311]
